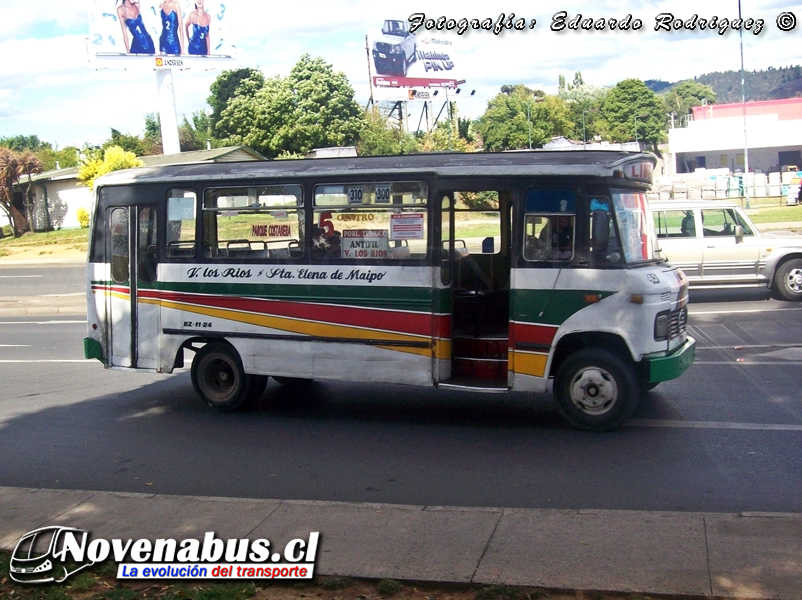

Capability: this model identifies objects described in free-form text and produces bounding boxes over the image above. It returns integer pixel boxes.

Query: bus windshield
[612,190,655,263]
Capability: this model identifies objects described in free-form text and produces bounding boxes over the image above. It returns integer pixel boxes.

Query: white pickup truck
[651,200,802,300]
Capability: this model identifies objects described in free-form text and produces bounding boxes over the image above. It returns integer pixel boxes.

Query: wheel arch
[173,335,238,370]
[768,251,802,287]
[549,331,635,379]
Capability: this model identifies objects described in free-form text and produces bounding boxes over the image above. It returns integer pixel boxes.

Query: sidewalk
[1,486,800,599]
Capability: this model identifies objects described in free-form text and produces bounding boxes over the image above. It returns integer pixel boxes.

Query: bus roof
[95,150,657,187]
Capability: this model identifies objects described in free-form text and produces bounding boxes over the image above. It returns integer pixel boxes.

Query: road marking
[0,275,42,278]
[629,419,802,431]
[0,320,86,325]
[0,359,94,363]
[690,307,802,315]
[0,344,30,348]
[40,292,84,297]
[696,343,802,350]
[694,361,802,365]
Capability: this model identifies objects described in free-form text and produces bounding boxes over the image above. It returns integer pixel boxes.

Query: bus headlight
[654,312,669,340]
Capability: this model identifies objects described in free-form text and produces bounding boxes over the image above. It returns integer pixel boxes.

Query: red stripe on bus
[509,321,558,346]
[147,290,435,337]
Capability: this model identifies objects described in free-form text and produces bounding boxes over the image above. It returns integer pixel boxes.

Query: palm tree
[0,147,21,237]
[0,147,43,237]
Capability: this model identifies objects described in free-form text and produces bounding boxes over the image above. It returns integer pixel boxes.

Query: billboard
[88,0,236,68]
[368,19,464,99]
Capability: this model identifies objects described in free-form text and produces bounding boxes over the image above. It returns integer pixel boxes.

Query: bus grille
[668,306,688,339]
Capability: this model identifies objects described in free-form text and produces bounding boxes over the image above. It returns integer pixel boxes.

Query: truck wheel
[191,343,251,411]
[773,258,802,301]
[554,349,640,431]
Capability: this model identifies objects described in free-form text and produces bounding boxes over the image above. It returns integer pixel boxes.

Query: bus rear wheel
[554,349,640,431]
[191,343,253,411]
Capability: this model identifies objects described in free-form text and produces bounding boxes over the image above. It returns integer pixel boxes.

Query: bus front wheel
[554,349,640,431]
[191,343,253,411]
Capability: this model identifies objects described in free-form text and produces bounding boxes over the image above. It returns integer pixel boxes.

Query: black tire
[773,258,802,301]
[190,343,251,411]
[554,349,641,431]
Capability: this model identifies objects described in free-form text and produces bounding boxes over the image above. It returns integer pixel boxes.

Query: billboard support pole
[156,68,181,155]
[365,35,375,112]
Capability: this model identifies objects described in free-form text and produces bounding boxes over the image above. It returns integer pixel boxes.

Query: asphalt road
[0,264,84,296]
[1,280,800,514]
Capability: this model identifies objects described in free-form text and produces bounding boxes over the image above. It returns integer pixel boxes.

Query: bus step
[453,356,508,380]
[438,380,508,394]
[452,336,508,360]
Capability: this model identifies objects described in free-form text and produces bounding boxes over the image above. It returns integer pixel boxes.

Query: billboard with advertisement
[368,19,464,98]
[88,0,236,68]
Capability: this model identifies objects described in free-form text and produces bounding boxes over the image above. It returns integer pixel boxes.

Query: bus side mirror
[591,210,610,248]
[734,225,744,243]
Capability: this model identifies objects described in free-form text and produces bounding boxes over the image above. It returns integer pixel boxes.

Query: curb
[1,487,801,599]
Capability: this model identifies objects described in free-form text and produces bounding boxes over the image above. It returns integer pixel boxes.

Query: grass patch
[318,575,355,590]
[0,228,89,248]
[377,578,402,596]
[744,204,802,224]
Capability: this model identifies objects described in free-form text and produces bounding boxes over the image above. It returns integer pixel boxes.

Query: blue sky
[0,0,799,150]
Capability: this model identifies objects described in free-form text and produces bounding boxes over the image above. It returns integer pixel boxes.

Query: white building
[667,98,802,175]
[5,146,265,233]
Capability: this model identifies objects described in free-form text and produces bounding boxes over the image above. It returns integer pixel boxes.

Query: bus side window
[313,182,428,261]
[110,207,129,283]
[524,214,574,261]
[203,185,304,260]
[166,190,197,259]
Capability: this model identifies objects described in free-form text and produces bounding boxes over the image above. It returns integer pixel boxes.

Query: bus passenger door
[438,192,510,388]
[106,206,160,369]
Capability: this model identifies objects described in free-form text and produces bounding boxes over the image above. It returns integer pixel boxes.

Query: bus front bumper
[645,337,696,383]
[83,337,103,362]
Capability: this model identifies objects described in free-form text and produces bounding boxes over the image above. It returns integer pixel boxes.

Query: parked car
[372,20,416,77]
[651,200,802,300]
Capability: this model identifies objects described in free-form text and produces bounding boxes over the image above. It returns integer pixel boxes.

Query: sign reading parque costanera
[10,526,320,584]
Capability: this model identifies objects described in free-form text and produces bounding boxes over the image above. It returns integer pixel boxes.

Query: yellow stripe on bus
[151,298,440,359]
[510,350,548,378]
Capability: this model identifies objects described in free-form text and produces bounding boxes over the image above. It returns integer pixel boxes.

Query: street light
[632,113,648,145]
[526,97,545,150]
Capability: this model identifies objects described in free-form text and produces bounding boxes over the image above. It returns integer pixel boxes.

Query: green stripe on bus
[511,289,618,326]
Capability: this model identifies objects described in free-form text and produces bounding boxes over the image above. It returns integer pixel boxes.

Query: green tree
[208,67,266,135]
[216,75,294,155]
[663,80,717,124]
[277,55,363,155]
[179,111,214,151]
[0,135,48,152]
[598,79,665,148]
[77,145,143,191]
[103,129,146,156]
[357,107,418,156]
[216,55,364,158]
[419,120,475,153]
[36,146,80,171]
[475,85,572,151]
[559,83,609,143]
[143,113,163,155]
